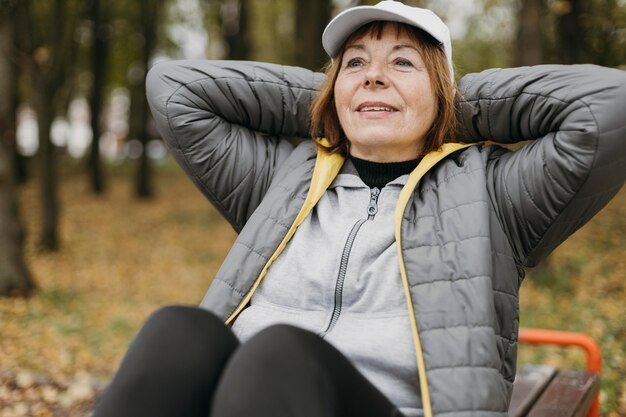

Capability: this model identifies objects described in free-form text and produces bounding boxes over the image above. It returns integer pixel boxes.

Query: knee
[250,324,321,351]
[211,326,336,416]
[95,307,237,417]
[144,304,221,329]
[133,305,237,364]
[232,325,326,373]
[142,305,225,342]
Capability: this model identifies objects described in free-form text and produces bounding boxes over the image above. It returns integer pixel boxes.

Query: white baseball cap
[322,0,454,81]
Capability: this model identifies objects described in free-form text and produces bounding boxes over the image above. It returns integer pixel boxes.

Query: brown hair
[310,21,457,158]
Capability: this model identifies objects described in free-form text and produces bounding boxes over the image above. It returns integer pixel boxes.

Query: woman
[93,1,626,417]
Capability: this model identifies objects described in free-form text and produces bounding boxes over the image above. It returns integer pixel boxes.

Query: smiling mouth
[358,106,398,112]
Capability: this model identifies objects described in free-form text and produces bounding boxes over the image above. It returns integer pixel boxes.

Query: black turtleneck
[350,156,420,189]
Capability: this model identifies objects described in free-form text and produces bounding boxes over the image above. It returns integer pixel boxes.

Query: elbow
[145,61,178,115]
[594,67,626,152]
[588,67,626,188]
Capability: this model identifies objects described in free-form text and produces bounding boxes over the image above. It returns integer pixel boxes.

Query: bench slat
[509,365,557,417]
[525,370,600,417]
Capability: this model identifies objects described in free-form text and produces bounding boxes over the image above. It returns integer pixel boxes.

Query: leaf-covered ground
[0,161,624,416]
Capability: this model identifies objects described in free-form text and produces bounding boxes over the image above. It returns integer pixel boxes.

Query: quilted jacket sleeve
[456,65,626,267]
[146,60,323,231]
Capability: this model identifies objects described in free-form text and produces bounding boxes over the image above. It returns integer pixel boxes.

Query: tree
[0,1,36,296]
[514,0,545,66]
[223,0,251,59]
[128,1,163,198]
[86,0,110,194]
[578,0,625,67]
[554,0,588,64]
[294,0,330,71]
[16,0,80,251]
[202,0,251,60]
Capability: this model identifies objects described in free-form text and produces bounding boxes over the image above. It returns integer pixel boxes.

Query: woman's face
[334,25,437,162]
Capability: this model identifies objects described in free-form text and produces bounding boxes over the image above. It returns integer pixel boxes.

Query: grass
[0,158,624,415]
[0,159,237,381]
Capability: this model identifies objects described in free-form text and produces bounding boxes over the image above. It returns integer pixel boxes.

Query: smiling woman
[314,21,446,161]
[92,1,626,417]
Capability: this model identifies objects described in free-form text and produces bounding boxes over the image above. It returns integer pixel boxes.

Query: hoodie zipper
[320,187,380,336]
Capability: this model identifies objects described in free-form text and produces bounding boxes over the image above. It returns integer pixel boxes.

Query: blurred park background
[0,0,624,415]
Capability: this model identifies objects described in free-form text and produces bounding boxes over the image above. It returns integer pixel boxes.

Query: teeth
[359,106,396,112]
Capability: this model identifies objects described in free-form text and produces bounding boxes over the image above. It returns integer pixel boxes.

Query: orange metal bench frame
[518,327,602,417]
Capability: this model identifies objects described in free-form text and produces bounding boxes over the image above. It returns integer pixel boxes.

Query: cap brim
[323,7,442,58]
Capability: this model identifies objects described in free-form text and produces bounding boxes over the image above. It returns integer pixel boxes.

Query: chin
[348,130,398,145]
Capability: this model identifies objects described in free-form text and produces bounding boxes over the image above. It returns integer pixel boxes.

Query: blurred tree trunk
[295,0,331,71]
[10,59,27,185]
[589,0,617,67]
[130,1,161,198]
[11,104,27,184]
[0,3,36,297]
[514,0,545,66]
[8,0,27,185]
[555,0,588,64]
[222,0,251,59]
[17,0,79,251]
[87,0,109,194]
[201,0,250,60]
[34,87,59,250]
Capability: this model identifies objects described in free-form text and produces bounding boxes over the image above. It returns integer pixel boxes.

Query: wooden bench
[508,328,601,417]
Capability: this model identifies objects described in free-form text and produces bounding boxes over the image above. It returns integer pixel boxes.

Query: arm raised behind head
[146,60,324,231]
[456,65,626,266]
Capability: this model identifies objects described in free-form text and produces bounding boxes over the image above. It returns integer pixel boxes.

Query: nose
[363,62,388,88]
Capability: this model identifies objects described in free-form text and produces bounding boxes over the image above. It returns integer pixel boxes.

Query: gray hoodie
[232,162,422,415]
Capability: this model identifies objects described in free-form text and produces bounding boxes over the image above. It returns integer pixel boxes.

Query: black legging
[92,305,403,417]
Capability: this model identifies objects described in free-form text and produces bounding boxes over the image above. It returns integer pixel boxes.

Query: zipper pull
[367,187,380,219]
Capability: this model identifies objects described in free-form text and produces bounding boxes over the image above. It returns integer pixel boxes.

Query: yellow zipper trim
[394,143,474,417]
[225,146,345,325]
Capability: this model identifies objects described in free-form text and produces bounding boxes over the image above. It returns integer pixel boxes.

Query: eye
[345,57,365,68]
[394,58,413,67]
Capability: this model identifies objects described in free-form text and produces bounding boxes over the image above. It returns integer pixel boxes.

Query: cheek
[426,93,438,123]
[333,83,348,111]
[334,73,358,112]
[333,89,352,130]
[409,85,437,119]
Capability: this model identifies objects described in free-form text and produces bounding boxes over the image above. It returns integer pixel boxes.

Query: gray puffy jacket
[146,61,626,417]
